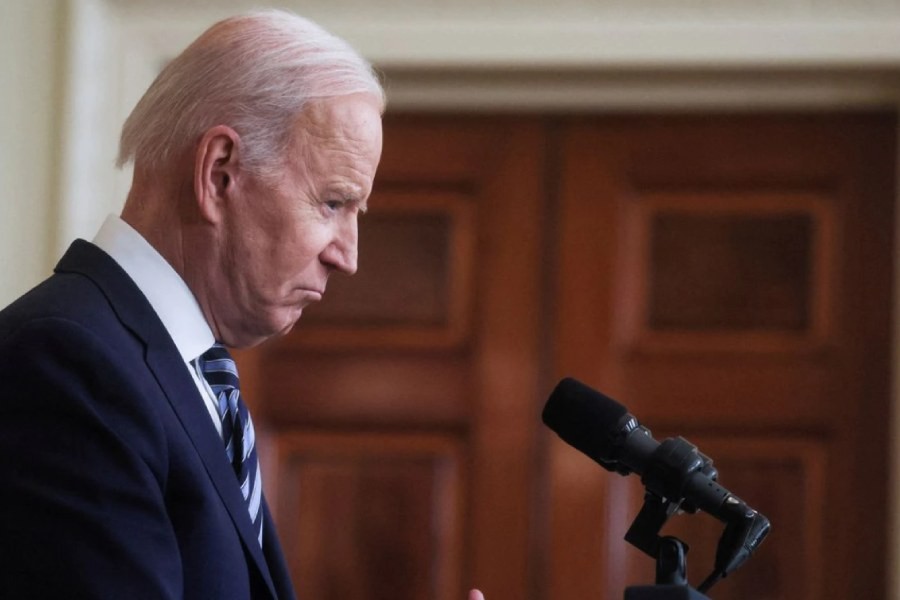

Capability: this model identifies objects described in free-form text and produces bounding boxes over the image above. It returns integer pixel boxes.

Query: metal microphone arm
[622,436,771,596]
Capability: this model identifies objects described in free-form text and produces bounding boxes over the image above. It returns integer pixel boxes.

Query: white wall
[0,1,66,306]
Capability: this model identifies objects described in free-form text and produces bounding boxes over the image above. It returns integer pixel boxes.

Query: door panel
[551,114,895,600]
[243,116,546,600]
[274,432,464,600]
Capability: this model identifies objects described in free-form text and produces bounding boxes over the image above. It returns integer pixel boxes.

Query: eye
[324,200,342,211]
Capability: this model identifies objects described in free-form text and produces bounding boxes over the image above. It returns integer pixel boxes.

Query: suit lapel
[143,341,279,598]
[56,240,279,599]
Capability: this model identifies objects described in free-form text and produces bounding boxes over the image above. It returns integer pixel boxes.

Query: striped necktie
[197,343,263,546]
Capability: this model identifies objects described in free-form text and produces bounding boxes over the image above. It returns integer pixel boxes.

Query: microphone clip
[623,473,771,595]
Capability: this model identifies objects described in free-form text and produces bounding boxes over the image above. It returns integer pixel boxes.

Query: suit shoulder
[0,271,122,344]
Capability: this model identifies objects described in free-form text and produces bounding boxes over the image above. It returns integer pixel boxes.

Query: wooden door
[237,112,895,600]
[239,116,546,600]
[549,114,895,600]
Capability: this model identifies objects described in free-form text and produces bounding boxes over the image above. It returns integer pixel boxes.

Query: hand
[468,590,485,600]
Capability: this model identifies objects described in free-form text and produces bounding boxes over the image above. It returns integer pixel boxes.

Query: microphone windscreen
[542,378,629,465]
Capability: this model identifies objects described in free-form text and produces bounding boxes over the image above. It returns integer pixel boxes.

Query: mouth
[304,288,325,302]
[290,285,326,307]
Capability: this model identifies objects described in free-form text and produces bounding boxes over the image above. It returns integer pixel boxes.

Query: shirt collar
[93,214,214,362]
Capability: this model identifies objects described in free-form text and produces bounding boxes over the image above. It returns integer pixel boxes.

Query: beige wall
[0,1,65,306]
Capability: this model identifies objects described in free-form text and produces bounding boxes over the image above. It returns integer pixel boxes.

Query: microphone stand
[622,494,712,600]
[623,536,711,599]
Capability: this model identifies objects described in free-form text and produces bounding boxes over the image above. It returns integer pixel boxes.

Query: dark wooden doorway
[237,112,895,600]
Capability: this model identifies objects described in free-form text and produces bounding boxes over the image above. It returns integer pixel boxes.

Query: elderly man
[0,9,483,600]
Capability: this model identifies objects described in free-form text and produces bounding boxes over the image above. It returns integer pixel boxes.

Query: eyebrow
[336,190,368,214]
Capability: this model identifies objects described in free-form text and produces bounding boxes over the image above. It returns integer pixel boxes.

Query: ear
[194,125,241,224]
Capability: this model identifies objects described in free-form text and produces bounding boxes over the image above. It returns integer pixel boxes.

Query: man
[0,9,484,600]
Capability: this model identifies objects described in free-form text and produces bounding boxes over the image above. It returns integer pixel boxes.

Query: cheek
[233,203,330,286]
[222,225,281,298]
[286,221,331,259]
[283,236,324,269]
[232,232,272,277]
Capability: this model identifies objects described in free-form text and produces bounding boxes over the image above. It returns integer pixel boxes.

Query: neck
[120,166,221,341]
[121,175,188,276]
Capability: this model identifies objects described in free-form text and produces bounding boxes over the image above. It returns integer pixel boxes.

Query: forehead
[294,95,382,153]
[284,95,383,197]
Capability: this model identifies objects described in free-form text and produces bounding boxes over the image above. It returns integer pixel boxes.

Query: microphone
[542,377,770,587]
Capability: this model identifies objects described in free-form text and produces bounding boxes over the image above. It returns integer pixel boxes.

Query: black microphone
[542,377,770,586]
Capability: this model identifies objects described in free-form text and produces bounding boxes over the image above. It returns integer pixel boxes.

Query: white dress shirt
[93,214,222,435]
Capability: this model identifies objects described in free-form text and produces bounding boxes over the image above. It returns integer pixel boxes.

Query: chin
[277,320,299,337]
[274,310,303,337]
[228,314,297,348]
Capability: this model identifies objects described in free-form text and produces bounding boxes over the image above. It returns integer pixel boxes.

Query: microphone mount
[541,378,771,598]
[622,436,770,596]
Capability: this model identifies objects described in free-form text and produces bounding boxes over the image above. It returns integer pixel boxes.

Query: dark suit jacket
[0,240,297,600]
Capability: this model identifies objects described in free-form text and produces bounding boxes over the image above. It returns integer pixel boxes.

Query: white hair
[117,9,385,179]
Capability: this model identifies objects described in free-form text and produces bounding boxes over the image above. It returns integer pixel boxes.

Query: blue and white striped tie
[197,343,263,546]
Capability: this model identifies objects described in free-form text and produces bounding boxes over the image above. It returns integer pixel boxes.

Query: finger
[468,589,485,600]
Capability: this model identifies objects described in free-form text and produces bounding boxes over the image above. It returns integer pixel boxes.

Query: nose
[321,215,358,275]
